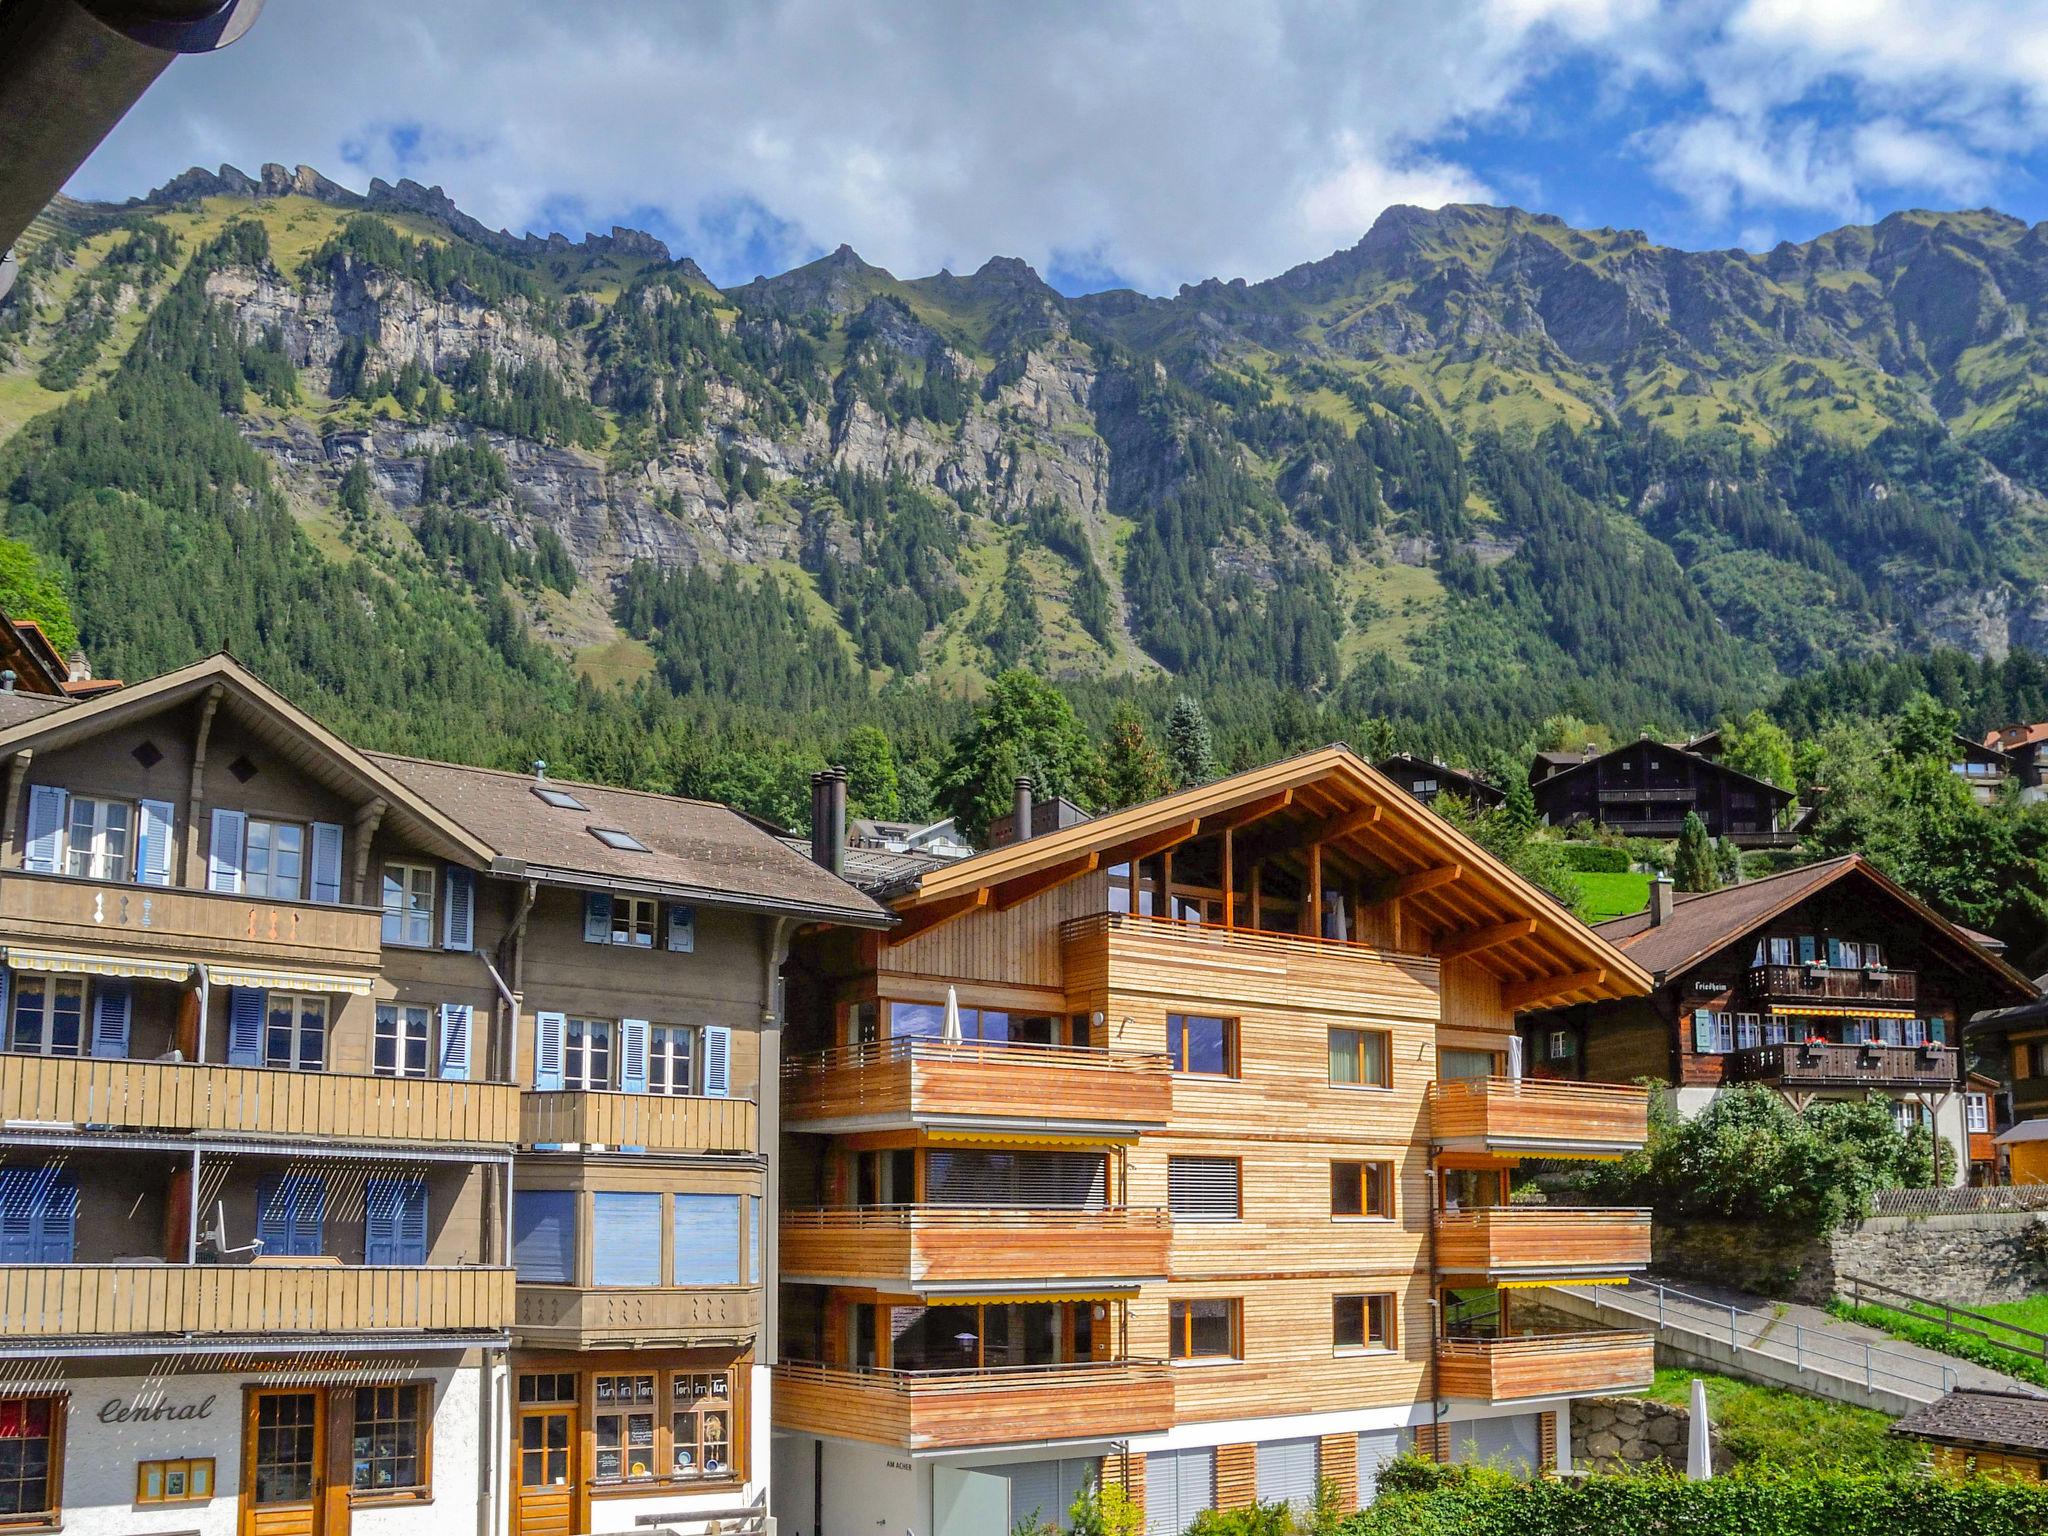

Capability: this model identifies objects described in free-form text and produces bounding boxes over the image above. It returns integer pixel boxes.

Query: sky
[67,0,2048,296]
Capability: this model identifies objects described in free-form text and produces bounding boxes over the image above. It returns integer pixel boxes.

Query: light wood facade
[774,1359,1174,1451]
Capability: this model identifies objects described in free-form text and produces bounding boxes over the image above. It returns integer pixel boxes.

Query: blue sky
[69,1,2048,295]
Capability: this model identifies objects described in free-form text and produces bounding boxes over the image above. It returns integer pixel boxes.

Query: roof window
[589,826,649,853]
[533,786,589,811]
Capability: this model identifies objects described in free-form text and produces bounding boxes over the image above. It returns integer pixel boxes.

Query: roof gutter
[489,858,890,928]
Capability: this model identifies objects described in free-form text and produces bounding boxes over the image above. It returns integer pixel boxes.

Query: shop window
[351,1385,427,1496]
[0,1397,58,1521]
[593,1374,657,1482]
[670,1372,734,1481]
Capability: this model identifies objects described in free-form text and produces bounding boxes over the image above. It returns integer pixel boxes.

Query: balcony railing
[0,869,382,973]
[1429,1077,1648,1157]
[1434,1331,1655,1402]
[1746,964,1918,1004]
[1726,1042,1957,1089]
[0,1054,518,1147]
[513,1284,760,1347]
[780,1206,1170,1287]
[1433,1207,1651,1280]
[774,1358,1172,1450]
[0,1263,513,1341]
[782,1037,1171,1132]
[520,1091,756,1155]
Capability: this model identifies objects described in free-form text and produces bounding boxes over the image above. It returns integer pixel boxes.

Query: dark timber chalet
[1529,738,1795,847]
[1375,755,1505,810]
[1521,855,2036,1187]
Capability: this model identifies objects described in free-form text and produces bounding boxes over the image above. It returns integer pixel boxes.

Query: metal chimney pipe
[827,768,849,879]
[808,773,831,870]
[1013,776,1035,843]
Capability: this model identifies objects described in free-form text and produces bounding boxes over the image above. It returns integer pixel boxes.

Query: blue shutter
[136,799,177,886]
[22,785,65,874]
[227,987,265,1066]
[747,1195,760,1285]
[256,1173,326,1257]
[666,905,695,954]
[207,809,246,893]
[1692,1011,1715,1054]
[618,1018,649,1095]
[1825,938,1845,968]
[309,821,344,904]
[438,1004,473,1083]
[532,1012,566,1091]
[1929,1016,1948,1045]
[366,1178,428,1266]
[591,1192,661,1286]
[1797,935,1817,965]
[0,1170,73,1264]
[673,1194,741,1286]
[512,1190,576,1283]
[702,1026,731,1098]
[583,892,612,945]
[36,1175,75,1264]
[442,867,475,951]
[91,981,131,1060]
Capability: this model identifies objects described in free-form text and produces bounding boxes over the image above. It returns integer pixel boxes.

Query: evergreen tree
[937,670,1102,846]
[1165,694,1217,786]
[1500,770,1538,839]
[1674,811,1717,892]
[1103,702,1174,809]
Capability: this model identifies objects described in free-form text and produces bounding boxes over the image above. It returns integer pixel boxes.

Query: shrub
[1559,843,1631,873]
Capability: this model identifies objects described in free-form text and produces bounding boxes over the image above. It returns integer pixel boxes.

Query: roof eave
[492,859,890,928]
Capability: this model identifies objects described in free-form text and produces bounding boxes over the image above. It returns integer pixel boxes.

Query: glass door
[243,1389,324,1536]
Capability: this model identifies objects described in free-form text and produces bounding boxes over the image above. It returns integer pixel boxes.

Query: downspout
[760,914,794,1522]
[1424,1156,1446,1460]
[193,962,209,1063]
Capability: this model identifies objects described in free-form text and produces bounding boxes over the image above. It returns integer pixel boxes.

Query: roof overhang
[491,858,893,928]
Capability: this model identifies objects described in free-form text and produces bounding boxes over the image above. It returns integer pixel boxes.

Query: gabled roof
[896,744,1653,1008]
[1988,722,2048,752]
[1892,1389,2048,1454]
[1954,732,2014,766]
[1592,854,2036,1000]
[1532,737,1796,804]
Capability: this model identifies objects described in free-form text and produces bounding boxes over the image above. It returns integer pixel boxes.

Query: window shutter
[1255,1438,1319,1512]
[666,904,695,953]
[207,808,247,893]
[35,1174,75,1265]
[1692,1011,1716,1054]
[438,1004,472,1083]
[591,1191,661,1286]
[442,866,475,951]
[1929,1016,1948,1045]
[136,799,177,886]
[0,1170,74,1265]
[511,1190,576,1283]
[702,1026,731,1097]
[1145,1448,1215,1536]
[1798,935,1817,965]
[367,1178,428,1266]
[1357,1431,1406,1505]
[618,1018,649,1095]
[256,1173,325,1257]
[397,1180,427,1265]
[747,1195,760,1285]
[226,987,265,1066]
[309,821,344,904]
[91,981,132,1060]
[1168,1156,1241,1221]
[533,1012,566,1091]
[1826,938,1845,968]
[673,1194,741,1286]
[582,892,612,944]
[22,785,65,874]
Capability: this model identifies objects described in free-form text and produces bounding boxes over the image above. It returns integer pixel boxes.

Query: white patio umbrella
[941,985,963,1044]
[1686,1377,1713,1480]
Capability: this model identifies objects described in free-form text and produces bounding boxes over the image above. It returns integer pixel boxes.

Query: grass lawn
[1973,1295,2048,1340]
[1569,870,1650,921]
[1641,1369,1917,1473]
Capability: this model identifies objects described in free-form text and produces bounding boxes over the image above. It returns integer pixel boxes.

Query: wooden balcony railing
[520,1091,757,1155]
[513,1285,760,1347]
[782,1037,1171,1131]
[1429,1077,1649,1157]
[780,1207,1170,1286]
[1434,1331,1655,1402]
[0,1263,513,1339]
[0,1054,518,1147]
[0,869,382,973]
[1726,1042,1957,1089]
[1746,964,1918,1004]
[1433,1207,1651,1279]
[774,1358,1173,1450]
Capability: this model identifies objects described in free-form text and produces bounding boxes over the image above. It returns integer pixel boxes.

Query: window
[1547,1030,1575,1061]
[1968,1093,1991,1134]
[1764,1016,1788,1046]
[1333,1293,1395,1353]
[649,1025,696,1095]
[1437,1047,1496,1080]
[1168,1014,1237,1076]
[263,993,328,1071]
[1332,1160,1393,1219]
[0,1398,60,1521]
[8,973,84,1057]
[351,1386,426,1495]
[890,1000,1015,1042]
[1691,1010,1734,1055]
[533,786,588,811]
[591,1191,661,1286]
[381,863,436,946]
[243,818,305,901]
[1329,1027,1391,1088]
[1765,937,1794,965]
[1167,1157,1241,1222]
[590,827,650,853]
[1169,1299,1239,1361]
[374,1005,431,1079]
[593,1375,657,1482]
[565,1018,613,1091]
[610,896,658,948]
[64,795,131,881]
[137,1455,213,1504]
[670,1372,734,1480]
[1734,1013,1762,1051]
[512,1191,576,1283]
[254,1173,325,1258]
[673,1194,746,1286]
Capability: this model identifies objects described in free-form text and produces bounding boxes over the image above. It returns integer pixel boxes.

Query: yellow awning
[205,963,376,997]
[933,1291,1138,1305]
[1498,1276,1632,1289]
[923,1128,1138,1147]
[1768,1005,1919,1020]
[5,947,192,983]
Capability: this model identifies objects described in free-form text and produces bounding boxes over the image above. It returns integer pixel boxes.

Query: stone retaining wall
[1654,1210,2048,1305]
[1572,1395,1732,1474]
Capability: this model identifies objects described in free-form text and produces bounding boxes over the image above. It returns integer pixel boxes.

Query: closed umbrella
[942,985,963,1044]
[1686,1377,1712,1480]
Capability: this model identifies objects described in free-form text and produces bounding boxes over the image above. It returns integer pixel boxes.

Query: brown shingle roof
[1893,1389,2048,1455]
[0,692,76,727]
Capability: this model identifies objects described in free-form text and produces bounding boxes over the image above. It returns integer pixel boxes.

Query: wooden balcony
[780,1207,1170,1290]
[1726,1042,1958,1090]
[1746,964,1917,1004]
[1435,1331,1655,1402]
[0,869,381,974]
[520,1091,756,1155]
[774,1358,1173,1451]
[513,1285,760,1348]
[0,1263,512,1342]
[1429,1077,1648,1157]
[0,1054,518,1148]
[1433,1207,1651,1281]
[782,1038,1171,1135]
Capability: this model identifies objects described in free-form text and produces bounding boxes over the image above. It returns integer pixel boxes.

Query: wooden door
[515,1406,578,1536]
[242,1390,325,1536]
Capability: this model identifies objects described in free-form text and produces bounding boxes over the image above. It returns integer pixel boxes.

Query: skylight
[590,826,650,853]
[533,786,589,811]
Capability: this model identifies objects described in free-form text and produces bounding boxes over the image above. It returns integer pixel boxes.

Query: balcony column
[1222,827,1234,931]
[181,682,222,885]
[761,915,794,1364]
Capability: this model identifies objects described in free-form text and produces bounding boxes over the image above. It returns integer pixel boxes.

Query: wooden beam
[1202,789,1295,834]
[1239,803,1382,866]
[1222,827,1235,931]
[1100,817,1203,867]
[1502,968,1606,1012]
[885,888,989,947]
[1435,918,1537,960]
[1308,842,1323,940]
[990,852,1098,912]
[1367,863,1462,904]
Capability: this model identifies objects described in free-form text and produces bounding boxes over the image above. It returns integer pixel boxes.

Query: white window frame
[1734,1013,1762,1051]
[610,896,658,949]
[263,992,330,1072]
[1967,1093,1990,1134]
[382,862,437,948]
[8,972,86,1057]
[1766,937,1794,966]
[1547,1030,1573,1060]
[1763,1016,1787,1046]
[64,794,133,882]
[648,1025,697,1096]
[565,1017,614,1092]
[375,1003,432,1080]
[243,816,306,902]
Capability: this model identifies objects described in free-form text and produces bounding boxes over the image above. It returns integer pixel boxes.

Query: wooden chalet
[1530,737,1796,848]
[1375,754,1506,810]
[1893,1389,2048,1481]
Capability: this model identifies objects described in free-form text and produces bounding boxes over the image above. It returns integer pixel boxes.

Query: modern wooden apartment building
[0,652,885,1536]
[773,753,1661,1536]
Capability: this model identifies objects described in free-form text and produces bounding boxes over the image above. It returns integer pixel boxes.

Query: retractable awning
[204,963,376,997]
[1767,1004,1920,1020]
[921,1128,1139,1147]
[4,946,192,983]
